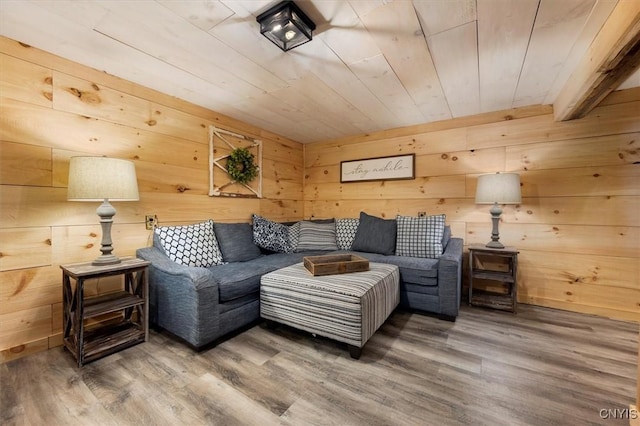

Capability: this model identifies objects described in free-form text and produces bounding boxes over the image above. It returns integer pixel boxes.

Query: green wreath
[227,147,258,185]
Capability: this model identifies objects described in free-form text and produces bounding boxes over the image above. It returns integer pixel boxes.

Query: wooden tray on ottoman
[303,254,370,276]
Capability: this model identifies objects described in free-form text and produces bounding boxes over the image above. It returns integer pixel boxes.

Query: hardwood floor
[1,305,637,425]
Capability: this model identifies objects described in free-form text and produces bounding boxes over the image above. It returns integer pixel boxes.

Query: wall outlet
[145,215,158,230]
[418,211,427,217]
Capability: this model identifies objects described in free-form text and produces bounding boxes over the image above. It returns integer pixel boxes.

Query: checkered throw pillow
[395,214,445,258]
[336,218,359,250]
[155,220,223,267]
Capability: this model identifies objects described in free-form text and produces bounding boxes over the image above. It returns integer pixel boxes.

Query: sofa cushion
[351,212,397,255]
[252,214,292,253]
[208,251,328,302]
[154,220,223,267]
[403,282,440,296]
[336,218,359,250]
[213,222,262,262]
[350,251,439,286]
[296,221,339,251]
[395,214,445,258]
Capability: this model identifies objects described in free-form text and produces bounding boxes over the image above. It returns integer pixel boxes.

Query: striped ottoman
[260,262,400,359]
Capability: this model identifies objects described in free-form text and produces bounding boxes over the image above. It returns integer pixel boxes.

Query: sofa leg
[265,319,278,330]
[438,314,456,322]
[348,345,362,360]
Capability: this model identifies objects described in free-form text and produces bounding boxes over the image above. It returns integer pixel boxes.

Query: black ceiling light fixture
[256,1,316,52]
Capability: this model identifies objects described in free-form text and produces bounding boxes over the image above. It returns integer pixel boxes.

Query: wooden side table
[468,245,519,313]
[61,257,150,367]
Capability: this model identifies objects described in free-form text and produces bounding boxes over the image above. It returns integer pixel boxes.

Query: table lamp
[475,172,522,249]
[67,156,140,265]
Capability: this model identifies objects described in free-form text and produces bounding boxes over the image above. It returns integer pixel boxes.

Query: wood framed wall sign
[340,154,415,183]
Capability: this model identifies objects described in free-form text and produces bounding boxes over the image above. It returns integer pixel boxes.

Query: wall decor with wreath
[208,125,262,198]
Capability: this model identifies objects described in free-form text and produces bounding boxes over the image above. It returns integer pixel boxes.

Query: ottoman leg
[348,345,362,360]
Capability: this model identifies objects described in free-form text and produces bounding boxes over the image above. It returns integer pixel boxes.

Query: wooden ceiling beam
[553,0,640,121]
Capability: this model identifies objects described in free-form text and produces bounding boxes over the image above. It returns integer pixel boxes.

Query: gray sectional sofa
[136,214,463,349]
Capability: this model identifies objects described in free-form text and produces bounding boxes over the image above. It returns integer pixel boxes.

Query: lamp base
[94,199,121,266]
[92,254,122,266]
[486,202,505,250]
[485,240,505,249]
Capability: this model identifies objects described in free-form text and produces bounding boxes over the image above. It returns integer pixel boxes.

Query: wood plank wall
[0,37,304,362]
[1,34,638,365]
[304,90,640,322]
[636,333,639,421]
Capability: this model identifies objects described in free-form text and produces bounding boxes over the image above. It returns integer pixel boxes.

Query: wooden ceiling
[1,0,639,143]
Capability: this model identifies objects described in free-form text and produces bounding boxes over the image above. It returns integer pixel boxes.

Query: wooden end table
[61,257,150,367]
[468,245,519,313]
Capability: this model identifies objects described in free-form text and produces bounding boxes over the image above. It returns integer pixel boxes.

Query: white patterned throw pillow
[155,220,223,267]
[395,214,445,258]
[335,218,359,250]
[288,221,301,252]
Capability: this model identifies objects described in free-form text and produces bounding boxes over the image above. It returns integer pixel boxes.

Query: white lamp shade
[67,156,139,201]
[475,172,522,204]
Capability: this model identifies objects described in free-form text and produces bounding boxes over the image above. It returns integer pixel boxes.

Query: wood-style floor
[1,305,637,426]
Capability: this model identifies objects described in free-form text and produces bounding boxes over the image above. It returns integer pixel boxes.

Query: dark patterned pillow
[154,220,223,267]
[395,214,445,258]
[252,214,292,253]
[336,218,359,250]
[351,212,397,255]
[296,221,338,251]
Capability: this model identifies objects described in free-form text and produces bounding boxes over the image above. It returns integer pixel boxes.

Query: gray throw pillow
[351,212,397,255]
[213,222,262,262]
[442,225,452,249]
[296,221,338,251]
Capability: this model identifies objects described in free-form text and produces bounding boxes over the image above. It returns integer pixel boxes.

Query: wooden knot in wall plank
[67,87,101,105]
[9,345,25,354]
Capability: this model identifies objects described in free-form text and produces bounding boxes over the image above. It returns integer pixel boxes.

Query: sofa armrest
[437,237,463,318]
[136,246,220,347]
[136,247,213,289]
